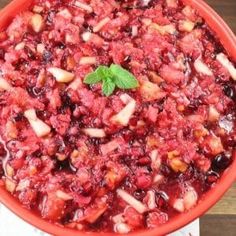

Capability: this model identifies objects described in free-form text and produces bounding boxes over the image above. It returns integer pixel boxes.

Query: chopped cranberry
[0,0,235,233]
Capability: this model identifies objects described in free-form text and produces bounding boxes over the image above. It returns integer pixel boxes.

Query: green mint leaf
[110,64,139,89]
[84,71,102,84]
[102,78,115,96]
[96,66,112,78]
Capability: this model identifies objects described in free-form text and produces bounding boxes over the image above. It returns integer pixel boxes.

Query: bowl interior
[0,0,236,235]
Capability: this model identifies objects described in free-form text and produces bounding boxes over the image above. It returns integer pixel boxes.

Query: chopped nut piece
[6,164,14,177]
[169,158,188,173]
[48,67,75,83]
[5,178,16,193]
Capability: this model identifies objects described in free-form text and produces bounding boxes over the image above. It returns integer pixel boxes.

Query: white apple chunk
[216,53,236,80]
[194,58,213,76]
[111,99,136,126]
[117,189,147,214]
[24,109,51,138]
[83,128,106,138]
[48,67,75,83]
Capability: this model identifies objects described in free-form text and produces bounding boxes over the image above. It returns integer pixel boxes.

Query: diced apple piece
[74,1,93,13]
[140,80,166,102]
[56,190,73,201]
[48,67,75,83]
[93,17,110,33]
[15,42,25,50]
[166,0,177,8]
[208,106,220,122]
[117,189,147,214]
[153,174,164,185]
[57,9,72,19]
[16,179,30,191]
[114,223,131,234]
[183,188,198,210]
[24,109,51,138]
[100,138,123,155]
[83,128,106,138]
[120,93,133,104]
[216,53,236,80]
[36,43,45,54]
[112,214,125,223]
[79,57,97,65]
[0,77,12,91]
[179,20,195,32]
[81,32,92,42]
[150,149,161,170]
[30,14,44,33]
[85,205,108,224]
[150,23,177,35]
[111,100,136,126]
[173,198,184,212]
[146,190,156,210]
[194,58,213,76]
[205,135,224,155]
[33,5,44,13]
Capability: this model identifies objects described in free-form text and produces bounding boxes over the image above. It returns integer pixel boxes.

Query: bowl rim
[0,0,236,235]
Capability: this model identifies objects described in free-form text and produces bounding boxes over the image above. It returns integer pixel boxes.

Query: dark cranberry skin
[0,48,5,60]
[0,142,6,157]
[223,84,236,100]
[133,189,146,200]
[212,152,232,171]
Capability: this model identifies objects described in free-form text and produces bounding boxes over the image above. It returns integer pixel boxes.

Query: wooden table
[0,0,236,235]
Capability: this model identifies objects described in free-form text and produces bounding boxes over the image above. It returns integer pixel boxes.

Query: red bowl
[0,0,236,235]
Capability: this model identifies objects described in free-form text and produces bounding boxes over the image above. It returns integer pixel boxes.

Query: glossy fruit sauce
[0,0,236,233]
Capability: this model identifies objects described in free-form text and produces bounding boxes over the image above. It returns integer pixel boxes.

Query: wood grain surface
[0,0,236,235]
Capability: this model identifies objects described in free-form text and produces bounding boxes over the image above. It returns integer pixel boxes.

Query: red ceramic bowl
[0,0,236,235]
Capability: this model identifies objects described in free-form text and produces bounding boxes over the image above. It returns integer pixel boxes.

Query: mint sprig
[84,64,139,96]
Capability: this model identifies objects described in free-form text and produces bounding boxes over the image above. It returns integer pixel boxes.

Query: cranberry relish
[0,0,236,233]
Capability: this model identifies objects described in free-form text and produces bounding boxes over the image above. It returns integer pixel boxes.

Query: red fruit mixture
[0,0,236,233]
